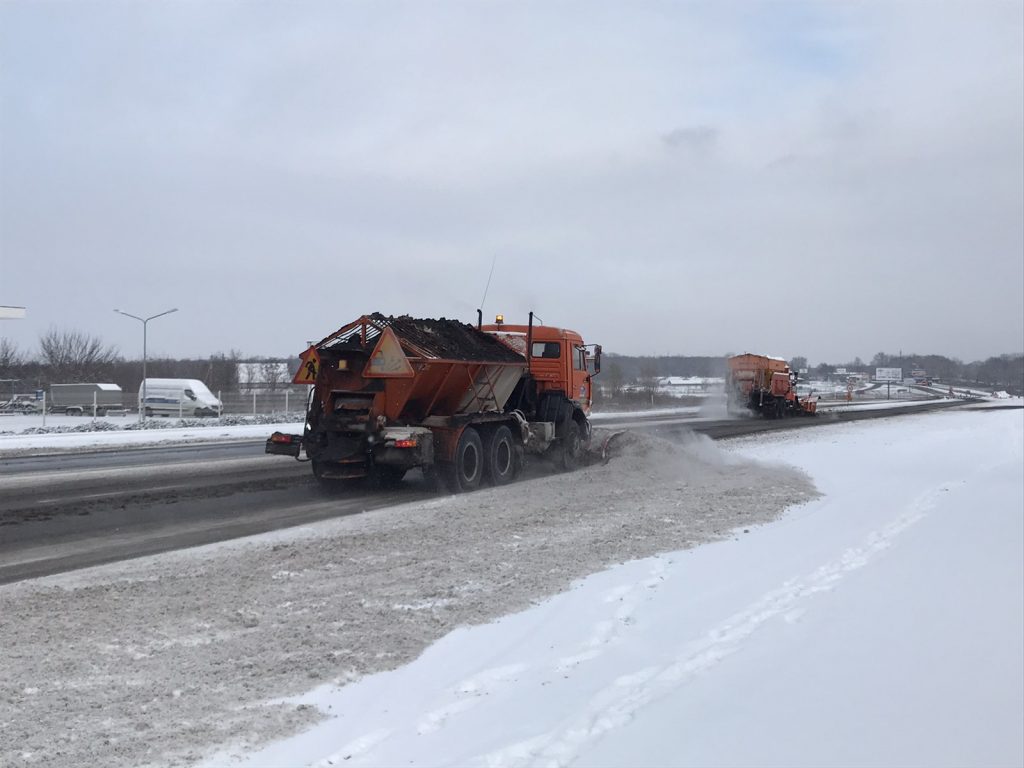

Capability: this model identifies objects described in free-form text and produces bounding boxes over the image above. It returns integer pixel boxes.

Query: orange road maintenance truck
[267,312,602,491]
[727,353,817,418]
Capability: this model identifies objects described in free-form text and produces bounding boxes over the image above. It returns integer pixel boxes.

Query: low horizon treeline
[0,329,299,394]
[2,329,1022,395]
[597,350,1024,394]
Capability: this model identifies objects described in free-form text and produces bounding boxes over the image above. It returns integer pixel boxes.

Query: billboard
[875,367,903,382]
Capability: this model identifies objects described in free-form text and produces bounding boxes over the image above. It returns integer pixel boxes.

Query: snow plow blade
[586,429,629,465]
[265,432,302,458]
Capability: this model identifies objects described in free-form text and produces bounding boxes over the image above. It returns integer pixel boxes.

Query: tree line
[4,329,1021,397]
[600,350,1024,395]
[0,328,296,395]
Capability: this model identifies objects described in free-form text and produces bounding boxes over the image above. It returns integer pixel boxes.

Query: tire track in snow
[477,484,948,768]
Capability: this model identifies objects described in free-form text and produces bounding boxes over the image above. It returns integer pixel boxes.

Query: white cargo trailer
[49,383,124,416]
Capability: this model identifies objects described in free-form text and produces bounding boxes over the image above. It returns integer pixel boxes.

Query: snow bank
[0,417,304,455]
[221,408,1024,768]
[0,431,814,768]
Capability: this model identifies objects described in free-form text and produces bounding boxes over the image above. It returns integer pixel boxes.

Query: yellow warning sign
[293,346,321,384]
[365,326,414,378]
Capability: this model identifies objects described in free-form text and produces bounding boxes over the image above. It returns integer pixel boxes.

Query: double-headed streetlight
[114,308,178,422]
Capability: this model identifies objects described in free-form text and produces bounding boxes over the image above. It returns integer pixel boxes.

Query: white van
[139,378,222,418]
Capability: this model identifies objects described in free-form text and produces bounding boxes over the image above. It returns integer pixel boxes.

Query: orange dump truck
[727,353,817,418]
[267,313,601,491]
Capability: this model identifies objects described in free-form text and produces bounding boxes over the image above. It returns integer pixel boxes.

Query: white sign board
[875,367,903,382]
[0,306,26,319]
[835,367,848,375]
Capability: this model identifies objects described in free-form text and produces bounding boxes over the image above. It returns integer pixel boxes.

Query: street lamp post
[114,308,178,422]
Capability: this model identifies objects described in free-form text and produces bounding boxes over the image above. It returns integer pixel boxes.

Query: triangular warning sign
[293,346,321,384]
[365,326,415,378]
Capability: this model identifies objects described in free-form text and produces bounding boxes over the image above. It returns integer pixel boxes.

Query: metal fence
[219,388,311,415]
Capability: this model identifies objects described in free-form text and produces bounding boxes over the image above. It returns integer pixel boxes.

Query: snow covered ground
[0,415,304,454]
[211,408,1024,768]
[2,407,1021,767]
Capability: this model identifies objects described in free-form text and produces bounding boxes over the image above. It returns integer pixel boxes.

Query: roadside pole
[92,392,97,425]
[41,392,46,427]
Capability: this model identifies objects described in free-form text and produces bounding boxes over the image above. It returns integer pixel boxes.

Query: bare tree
[38,327,120,383]
[606,360,624,397]
[639,360,659,394]
[259,360,286,392]
[205,350,241,392]
[0,337,23,373]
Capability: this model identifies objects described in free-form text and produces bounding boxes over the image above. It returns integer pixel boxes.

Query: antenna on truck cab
[477,257,497,325]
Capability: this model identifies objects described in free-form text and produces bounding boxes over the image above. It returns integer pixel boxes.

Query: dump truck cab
[480,318,601,417]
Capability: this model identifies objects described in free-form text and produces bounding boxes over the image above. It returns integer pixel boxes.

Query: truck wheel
[144,407,154,417]
[484,425,516,486]
[66,407,83,417]
[446,427,483,492]
[559,420,582,471]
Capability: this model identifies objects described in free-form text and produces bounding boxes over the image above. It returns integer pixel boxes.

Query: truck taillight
[270,433,293,444]
[394,438,417,448]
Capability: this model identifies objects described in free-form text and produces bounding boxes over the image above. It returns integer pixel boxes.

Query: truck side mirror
[593,345,602,375]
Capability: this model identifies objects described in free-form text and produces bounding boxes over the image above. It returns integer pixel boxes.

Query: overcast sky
[1,1,1021,365]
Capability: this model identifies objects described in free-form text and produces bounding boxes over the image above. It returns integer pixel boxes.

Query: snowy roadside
[0,417,303,456]
[0,431,815,768]
[212,407,1024,768]
[1,398,1011,456]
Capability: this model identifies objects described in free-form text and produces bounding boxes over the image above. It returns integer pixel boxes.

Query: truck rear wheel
[444,427,483,492]
[66,407,83,417]
[484,425,516,486]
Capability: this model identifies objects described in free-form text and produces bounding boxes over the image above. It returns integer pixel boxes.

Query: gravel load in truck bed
[318,313,526,363]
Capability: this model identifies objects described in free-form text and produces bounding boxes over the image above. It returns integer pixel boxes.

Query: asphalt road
[0,400,974,585]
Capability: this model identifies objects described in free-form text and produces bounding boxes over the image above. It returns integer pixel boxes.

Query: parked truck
[266,312,601,491]
[49,383,124,416]
[727,353,817,418]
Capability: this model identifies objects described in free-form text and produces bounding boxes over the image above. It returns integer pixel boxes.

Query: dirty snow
[0,431,815,768]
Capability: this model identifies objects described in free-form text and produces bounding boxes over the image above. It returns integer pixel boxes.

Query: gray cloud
[662,126,719,153]
[0,1,1021,365]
